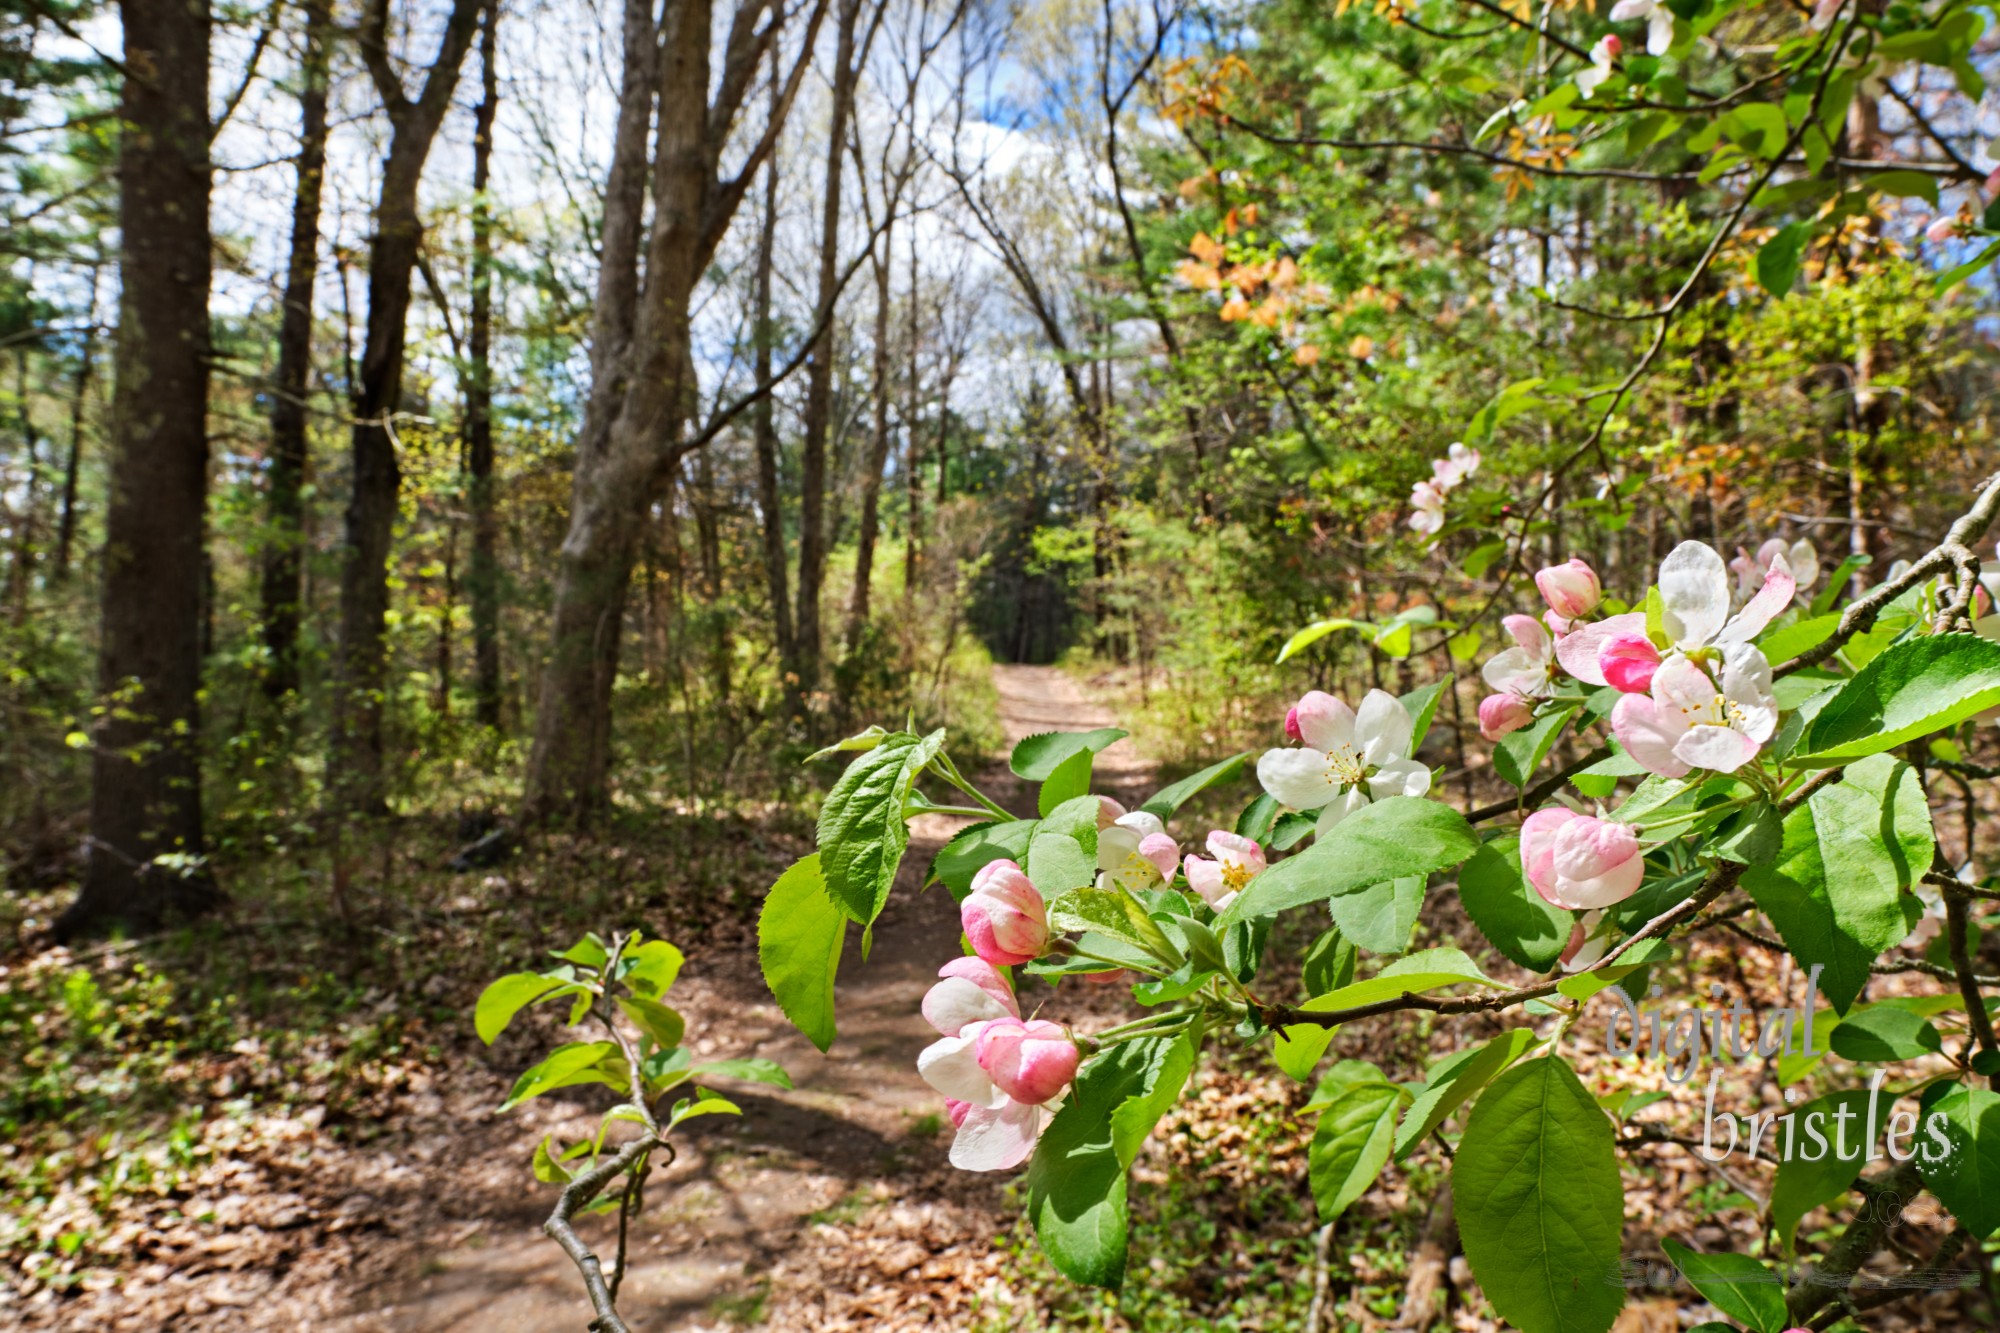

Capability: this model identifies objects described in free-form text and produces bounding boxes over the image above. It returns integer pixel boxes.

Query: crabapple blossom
[1257,689,1431,836]
[1575,35,1620,98]
[1556,540,1793,685]
[1598,632,1662,695]
[1610,0,1675,55]
[921,956,1018,1036]
[1095,807,1180,893]
[1481,614,1559,700]
[1611,645,1779,777]
[976,1017,1080,1105]
[962,860,1049,966]
[1432,442,1481,488]
[1407,444,1479,536]
[1731,537,1819,609]
[1408,480,1446,535]
[1478,693,1534,741]
[1926,214,1961,243]
[1534,558,1602,619]
[1183,831,1267,911]
[1520,808,1645,910]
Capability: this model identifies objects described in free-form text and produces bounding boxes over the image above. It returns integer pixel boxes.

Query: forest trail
[325,664,1153,1333]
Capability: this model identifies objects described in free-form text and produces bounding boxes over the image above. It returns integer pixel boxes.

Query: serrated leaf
[1010,728,1126,780]
[1798,634,2000,764]
[1216,798,1479,929]
[1455,838,1570,972]
[1921,1084,2000,1239]
[758,854,847,1052]
[1660,1238,1787,1333]
[930,819,1037,900]
[1396,1028,1542,1159]
[1139,752,1249,819]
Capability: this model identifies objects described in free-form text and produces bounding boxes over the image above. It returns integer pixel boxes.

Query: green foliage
[1216,798,1479,927]
[757,855,846,1053]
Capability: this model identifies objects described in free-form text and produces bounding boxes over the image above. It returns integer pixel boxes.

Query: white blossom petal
[1257,747,1338,810]
[918,1032,1004,1108]
[949,1098,1044,1171]
[1658,541,1731,649]
[1555,612,1647,686]
[1367,757,1432,801]
[1315,787,1371,836]
[1674,725,1762,773]
[1354,689,1414,765]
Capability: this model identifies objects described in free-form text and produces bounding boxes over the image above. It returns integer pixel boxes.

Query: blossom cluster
[1408,443,1481,536]
[917,801,1267,1170]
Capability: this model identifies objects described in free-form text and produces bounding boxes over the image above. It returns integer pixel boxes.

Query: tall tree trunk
[61,0,215,938]
[902,227,920,602]
[331,0,483,814]
[10,348,41,624]
[54,265,98,584]
[259,0,330,699]
[844,220,894,656]
[467,0,503,728]
[793,0,864,709]
[520,0,661,821]
[752,49,797,715]
[522,0,828,822]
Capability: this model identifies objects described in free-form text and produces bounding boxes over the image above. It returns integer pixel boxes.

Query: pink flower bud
[975,1018,1079,1105]
[1520,808,1643,910]
[962,860,1049,966]
[1478,692,1534,741]
[1926,214,1959,243]
[1598,632,1662,694]
[1601,33,1622,57]
[1284,706,1304,742]
[1534,558,1602,619]
[945,1098,974,1128]
[922,956,1020,1035]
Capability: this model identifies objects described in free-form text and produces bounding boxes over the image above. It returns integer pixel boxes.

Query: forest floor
[5,667,1994,1331]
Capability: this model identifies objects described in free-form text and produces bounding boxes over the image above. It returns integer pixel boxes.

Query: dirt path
[326,665,1152,1332]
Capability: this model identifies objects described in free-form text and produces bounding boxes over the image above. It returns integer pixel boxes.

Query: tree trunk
[793,0,864,707]
[521,0,828,822]
[520,0,662,822]
[467,0,503,728]
[61,0,215,938]
[9,349,41,625]
[330,0,483,814]
[902,227,920,602]
[752,49,797,714]
[259,0,330,699]
[54,267,98,584]
[844,220,895,656]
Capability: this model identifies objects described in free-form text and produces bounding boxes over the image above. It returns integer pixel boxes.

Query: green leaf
[1301,927,1357,997]
[559,934,609,968]
[1395,1028,1542,1159]
[1216,798,1479,929]
[1027,1035,1187,1288]
[1743,755,1930,1014]
[1235,792,1279,841]
[1799,634,2000,764]
[1757,612,1840,665]
[1291,948,1491,1015]
[1108,1033,1197,1169]
[1494,702,1579,788]
[1028,829,1098,900]
[616,995,685,1050]
[620,939,685,998]
[1456,838,1570,972]
[475,972,567,1045]
[1139,752,1250,819]
[1829,1006,1943,1063]
[817,731,939,923]
[929,819,1037,900]
[1660,1238,1788,1333]
[1920,1084,2000,1238]
[1769,1085,1896,1247]
[1399,679,1449,751]
[1708,802,1783,866]
[689,1057,793,1089]
[804,724,889,764]
[1327,875,1424,955]
[499,1041,622,1112]
[1756,221,1813,297]
[1729,102,1788,159]
[1570,749,1647,800]
[1936,236,2000,295]
[1276,617,1370,664]
[1011,728,1127,780]
[1040,745,1095,817]
[1048,887,1180,963]
[1864,169,1941,207]
[667,1088,743,1129]
[1455,1056,1625,1333]
[1308,1073,1402,1222]
[758,854,847,1053]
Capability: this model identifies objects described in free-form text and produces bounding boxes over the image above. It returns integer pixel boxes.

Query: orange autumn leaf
[1347,334,1374,359]
[1219,295,1251,321]
[1271,256,1298,290]
[1175,259,1222,290]
[1229,260,1270,294]
[1241,203,1260,226]
[1293,342,1322,367]
[1249,296,1285,328]
[1190,231,1226,266]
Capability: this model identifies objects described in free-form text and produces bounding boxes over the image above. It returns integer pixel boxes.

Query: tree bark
[751,47,797,714]
[330,0,483,813]
[259,0,330,699]
[9,348,41,625]
[54,265,99,584]
[467,0,502,728]
[522,0,827,823]
[844,218,894,655]
[61,0,216,938]
[793,0,864,707]
[902,225,920,601]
